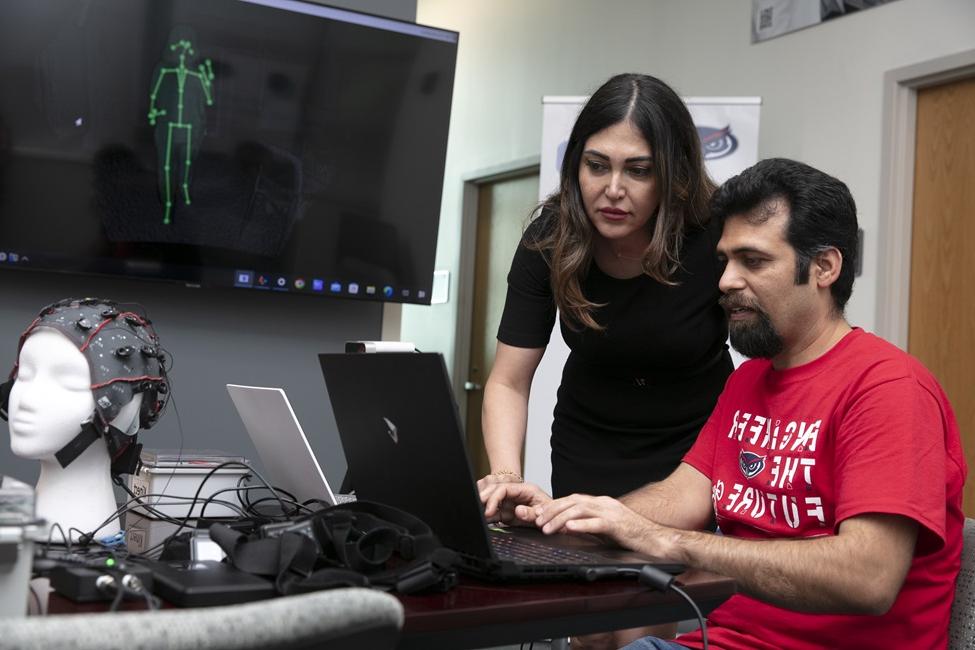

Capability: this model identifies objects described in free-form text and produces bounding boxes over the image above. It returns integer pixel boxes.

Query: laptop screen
[319,352,493,558]
[226,384,339,506]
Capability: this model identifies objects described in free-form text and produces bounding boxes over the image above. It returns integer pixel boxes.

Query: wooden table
[46,568,735,650]
[397,569,735,649]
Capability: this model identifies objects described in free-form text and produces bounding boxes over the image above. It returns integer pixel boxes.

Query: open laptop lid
[226,384,340,506]
[318,353,494,560]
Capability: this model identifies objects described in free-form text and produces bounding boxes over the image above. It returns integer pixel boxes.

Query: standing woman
[480,73,731,513]
[480,75,730,648]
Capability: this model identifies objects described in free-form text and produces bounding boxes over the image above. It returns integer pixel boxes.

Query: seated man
[482,158,966,650]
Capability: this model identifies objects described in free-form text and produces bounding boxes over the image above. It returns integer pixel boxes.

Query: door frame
[452,156,540,422]
[876,49,975,348]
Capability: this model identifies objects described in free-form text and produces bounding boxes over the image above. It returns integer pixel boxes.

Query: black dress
[496,213,732,498]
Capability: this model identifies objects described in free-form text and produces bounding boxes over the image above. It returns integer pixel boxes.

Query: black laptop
[319,352,684,580]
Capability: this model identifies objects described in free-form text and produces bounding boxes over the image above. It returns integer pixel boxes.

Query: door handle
[464,381,482,392]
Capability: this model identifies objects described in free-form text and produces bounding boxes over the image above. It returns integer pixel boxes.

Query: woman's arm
[478,341,545,487]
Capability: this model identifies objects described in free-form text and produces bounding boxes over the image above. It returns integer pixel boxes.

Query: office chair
[949,518,975,650]
[0,587,403,650]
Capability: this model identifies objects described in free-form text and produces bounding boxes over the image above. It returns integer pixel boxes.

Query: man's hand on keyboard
[530,494,658,552]
[481,481,552,526]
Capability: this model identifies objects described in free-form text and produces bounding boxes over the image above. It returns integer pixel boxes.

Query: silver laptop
[226,384,354,506]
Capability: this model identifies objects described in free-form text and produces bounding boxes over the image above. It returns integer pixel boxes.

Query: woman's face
[578,119,660,250]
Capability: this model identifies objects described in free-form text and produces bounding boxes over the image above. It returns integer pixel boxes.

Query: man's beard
[720,294,785,359]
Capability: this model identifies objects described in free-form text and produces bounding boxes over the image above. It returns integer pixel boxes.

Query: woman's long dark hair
[530,73,715,331]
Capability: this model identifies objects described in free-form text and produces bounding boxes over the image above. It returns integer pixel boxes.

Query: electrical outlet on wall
[431,270,449,304]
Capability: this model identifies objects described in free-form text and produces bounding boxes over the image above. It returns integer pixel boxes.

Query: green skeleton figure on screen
[147,30,215,225]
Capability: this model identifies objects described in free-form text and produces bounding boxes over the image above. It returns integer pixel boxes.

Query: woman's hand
[477,471,525,524]
[480,479,552,526]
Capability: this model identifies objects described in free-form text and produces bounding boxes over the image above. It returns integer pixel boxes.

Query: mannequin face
[8,328,95,460]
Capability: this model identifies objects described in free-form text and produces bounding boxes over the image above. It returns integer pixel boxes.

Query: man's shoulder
[723,329,929,387]
[841,329,937,387]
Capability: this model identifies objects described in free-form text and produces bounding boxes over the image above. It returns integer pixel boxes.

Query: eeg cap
[1,298,169,474]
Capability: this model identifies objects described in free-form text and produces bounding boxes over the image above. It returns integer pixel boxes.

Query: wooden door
[908,76,975,515]
[464,172,539,477]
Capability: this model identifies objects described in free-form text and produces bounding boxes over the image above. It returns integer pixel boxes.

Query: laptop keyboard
[490,533,608,565]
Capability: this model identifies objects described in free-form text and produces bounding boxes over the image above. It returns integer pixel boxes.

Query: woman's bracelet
[493,470,524,482]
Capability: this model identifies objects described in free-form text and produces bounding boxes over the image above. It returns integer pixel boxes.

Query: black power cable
[153,461,288,557]
[581,565,708,650]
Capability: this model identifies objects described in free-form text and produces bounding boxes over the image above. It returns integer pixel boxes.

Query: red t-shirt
[676,328,966,650]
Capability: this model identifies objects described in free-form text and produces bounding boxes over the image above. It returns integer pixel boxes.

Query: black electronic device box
[146,560,276,607]
[50,563,155,603]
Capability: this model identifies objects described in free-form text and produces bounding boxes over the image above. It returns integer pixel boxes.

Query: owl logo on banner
[697,125,738,160]
[739,449,767,479]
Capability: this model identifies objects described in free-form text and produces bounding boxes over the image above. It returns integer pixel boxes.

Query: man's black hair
[710,158,859,312]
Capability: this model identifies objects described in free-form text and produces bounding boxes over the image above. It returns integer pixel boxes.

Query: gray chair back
[0,587,403,650]
[949,518,975,650]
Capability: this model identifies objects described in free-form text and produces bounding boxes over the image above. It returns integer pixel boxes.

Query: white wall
[403,0,975,376]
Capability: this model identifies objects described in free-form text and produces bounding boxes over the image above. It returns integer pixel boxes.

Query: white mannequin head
[7,329,142,542]
[2,298,168,542]
[9,328,98,459]
[9,327,143,453]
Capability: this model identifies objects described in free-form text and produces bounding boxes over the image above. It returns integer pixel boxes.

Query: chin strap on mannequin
[53,421,102,469]
[52,419,143,476]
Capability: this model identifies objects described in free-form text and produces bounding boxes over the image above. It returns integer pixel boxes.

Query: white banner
[525,96,761,492]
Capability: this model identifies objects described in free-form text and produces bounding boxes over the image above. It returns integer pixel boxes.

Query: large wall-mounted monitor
[0,0,457,304]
